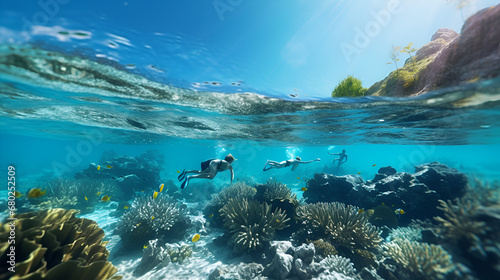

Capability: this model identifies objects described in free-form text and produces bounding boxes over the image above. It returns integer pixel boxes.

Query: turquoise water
[1,1,500,280]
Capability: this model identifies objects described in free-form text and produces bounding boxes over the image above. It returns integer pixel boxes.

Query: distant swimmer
[329,149,348,167]
[263,156,320,172]
[178,154,236,189]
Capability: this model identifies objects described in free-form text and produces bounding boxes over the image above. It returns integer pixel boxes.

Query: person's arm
[298,158,321,164]
[229,165,234,183]
[328,152,339,155]
[342,155,348,163]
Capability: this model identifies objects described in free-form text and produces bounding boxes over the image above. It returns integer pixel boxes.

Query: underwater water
[1,1,500,280]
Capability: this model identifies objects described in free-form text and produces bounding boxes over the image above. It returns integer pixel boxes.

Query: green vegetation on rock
[331,75,367,97]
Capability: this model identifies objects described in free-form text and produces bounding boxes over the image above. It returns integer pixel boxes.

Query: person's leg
[332,159,338,165]
[181,163,218,189]
[179,169,202,181]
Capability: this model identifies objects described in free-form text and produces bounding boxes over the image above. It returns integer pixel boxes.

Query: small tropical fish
[151,216,155,220]
[177,170,180,173]
[301,187,308,192]
[96,192,102,196]
[208,214,213,218]
[27,188,46,199]
[158,184,164,192]
[14,191,23,198]
[276,219,280,223]
[136,223,141,227]
[101,195,111,202]
[367,209,375,216]
[141,190,144,193]
[124,206,129,209]
[372,164,376,167]
[297,177,300,179]
[357,172,361,174]
[84,196,88,201]
[97,165,101,170]
[381,202,385,205]
[106,165,113,169]
[395,208,405,215]
[358,209,365,214]
[192,234,201,242]
[153,191,158,199]
[143,245,148,249]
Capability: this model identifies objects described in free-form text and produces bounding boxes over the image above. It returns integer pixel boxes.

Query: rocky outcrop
[367,4,500,97]
[303,162,468,222]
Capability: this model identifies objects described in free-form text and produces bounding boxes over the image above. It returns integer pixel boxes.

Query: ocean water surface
[1,1,499,280]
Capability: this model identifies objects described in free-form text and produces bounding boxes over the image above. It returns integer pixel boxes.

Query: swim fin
[181,179,188,190]
[178,169,186,181]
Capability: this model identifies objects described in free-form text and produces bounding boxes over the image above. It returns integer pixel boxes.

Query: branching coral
[434,198,488,244]
[319,255,356,277]
[260,180,297,203]
[308,239,337,257]
[0,209,121,280]
[382,240,455,280]
[297,202,382,251]
[389,227,422,243]
[204,182,257,228]
[220,198,290,252]
[116,194,188,246]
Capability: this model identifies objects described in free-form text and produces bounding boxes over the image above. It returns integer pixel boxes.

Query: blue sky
[0,0,498,98]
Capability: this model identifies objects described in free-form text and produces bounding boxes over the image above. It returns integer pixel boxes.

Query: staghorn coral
[115,193,188,246]
[382,240,455,280]
[434,198,488,244]
[0,209,120,280]
[204,182,257,228]
[220,198,290,252]
[319,255,356,277]
[258,180,297,203]
[297,202,382,251]
[389,227,423,243]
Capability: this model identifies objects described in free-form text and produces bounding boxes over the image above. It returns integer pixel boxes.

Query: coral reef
[0,209,120,280]
[132,239,193,276]
[115,193,189,247]
[296,202,382,251]
[204,182,257,228]
[381,240,455,280]
[75,150,163,194]
[220,198,289,252]
[304,162,468,222]
[308,239,337,258]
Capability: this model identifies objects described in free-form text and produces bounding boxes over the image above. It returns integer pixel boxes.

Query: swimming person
[263,156,320,171]
[178,154,236,189]
[329,149,348,167]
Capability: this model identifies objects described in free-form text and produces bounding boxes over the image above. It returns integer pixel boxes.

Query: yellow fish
[14,191,23,198]
[136,223,141,227]
[143,245,148,249]
[177,170,180,173]
[372,164,376,167]
[208,214,213,218]
[27,188,46,199]
[106,165,113,169]
[97,165,101,170]
[124,206,129,209]
[153,191,158,199]
[297,177,300,179]
[301,187,308,192]
[151,216,155,220]
[367,209,375,216]
[357,172,361,175]
[96,192,101,196]
[85,196,88,201]
[358,209,364,213]
[101,195,111,202]
[158,183,164,192]
[395,208,405,215]
[192,234,201,242]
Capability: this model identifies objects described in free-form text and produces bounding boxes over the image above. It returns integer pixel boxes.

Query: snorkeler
[178,154,236,189]
[263,156,320,171]
[329,149,348,167]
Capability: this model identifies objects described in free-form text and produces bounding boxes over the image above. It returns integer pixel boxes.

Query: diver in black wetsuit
[178,154,235,189]
[263,156,320,171]
[329,149,348,167]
